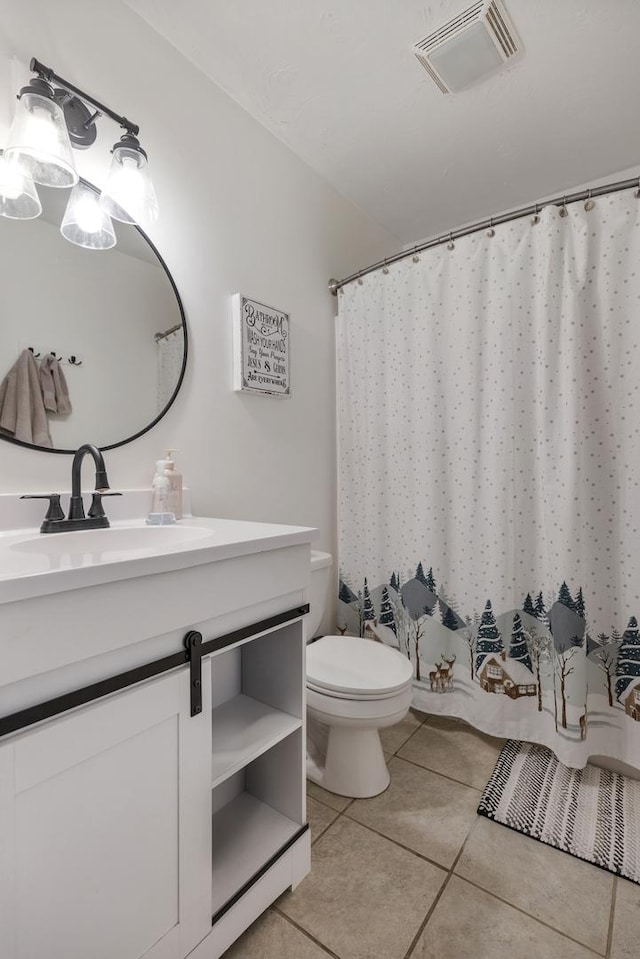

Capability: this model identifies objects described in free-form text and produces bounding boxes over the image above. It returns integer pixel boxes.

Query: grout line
[342,812,453,875]
[274,907,341,958]
[402,803,480,959]
[390,752,484,792]
[454,874,608,957]
[605,878,617,958]
[402,871,454,959]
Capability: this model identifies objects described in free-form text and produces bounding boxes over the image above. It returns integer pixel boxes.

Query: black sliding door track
[0,603,309,739]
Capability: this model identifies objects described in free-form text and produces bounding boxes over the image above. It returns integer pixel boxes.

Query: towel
[0,349,52,447]
[39,353,72,415]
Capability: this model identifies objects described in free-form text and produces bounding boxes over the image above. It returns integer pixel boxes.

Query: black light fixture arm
[30,57,139,137]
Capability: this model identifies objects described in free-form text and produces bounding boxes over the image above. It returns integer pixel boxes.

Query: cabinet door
[0,667,212,959]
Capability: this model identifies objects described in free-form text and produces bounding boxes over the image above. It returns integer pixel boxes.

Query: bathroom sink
[0,514,314,604]
[10,524,213,559]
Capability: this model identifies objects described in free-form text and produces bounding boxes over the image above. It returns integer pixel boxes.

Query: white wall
[0,0,397,621]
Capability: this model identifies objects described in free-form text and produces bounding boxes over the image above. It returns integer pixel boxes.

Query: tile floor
[223,712,639,959]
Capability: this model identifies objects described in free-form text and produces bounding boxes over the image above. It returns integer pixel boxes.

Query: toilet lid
[306,635,414,697]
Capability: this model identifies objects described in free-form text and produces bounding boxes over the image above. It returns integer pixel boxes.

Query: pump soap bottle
[146,460,176,525]
[164,449,183,520]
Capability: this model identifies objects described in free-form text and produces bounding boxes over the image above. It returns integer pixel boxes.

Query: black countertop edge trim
[211,823,310,926]
[0,603,309,739]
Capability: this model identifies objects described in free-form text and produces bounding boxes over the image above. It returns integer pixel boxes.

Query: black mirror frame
[0,176,188,455]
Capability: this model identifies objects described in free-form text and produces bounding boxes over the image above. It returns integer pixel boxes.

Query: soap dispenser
[163,448,183,520]
[146,460,176,525]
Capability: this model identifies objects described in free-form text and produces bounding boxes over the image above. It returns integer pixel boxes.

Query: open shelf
[211,694,301,788]
[211,791,301,915]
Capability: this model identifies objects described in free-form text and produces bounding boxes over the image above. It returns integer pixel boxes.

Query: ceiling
[122,0,640,244]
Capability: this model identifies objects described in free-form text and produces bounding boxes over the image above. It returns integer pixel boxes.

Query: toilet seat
[306,635,414,699]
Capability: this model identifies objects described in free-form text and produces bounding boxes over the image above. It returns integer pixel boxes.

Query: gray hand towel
[0,349,52,447]
[39,353,72,415]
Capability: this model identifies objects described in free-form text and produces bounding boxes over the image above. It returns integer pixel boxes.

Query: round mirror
[0,177,186,453]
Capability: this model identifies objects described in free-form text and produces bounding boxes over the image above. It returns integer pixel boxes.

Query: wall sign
[232,294,291,397]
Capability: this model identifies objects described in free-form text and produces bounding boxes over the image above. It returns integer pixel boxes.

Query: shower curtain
[156,328,184,411]
[336,190,640,769]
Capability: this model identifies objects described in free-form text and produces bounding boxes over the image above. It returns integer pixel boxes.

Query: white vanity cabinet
[0,515,313,959]
[0,666,213,959]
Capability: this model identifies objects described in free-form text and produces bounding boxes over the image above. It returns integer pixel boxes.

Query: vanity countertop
[0,514,316,605]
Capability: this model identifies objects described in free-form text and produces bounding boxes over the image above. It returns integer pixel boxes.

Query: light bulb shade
[4,90,78,189]
[99,139,158,225]
[0,156,42,219]
[61,182,116,250]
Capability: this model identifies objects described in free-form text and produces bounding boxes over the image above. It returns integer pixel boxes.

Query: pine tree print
[415,562,428,586]
[558,581,574,610]
[574,587,585,619]
[523,593,536,617]
[508,613,532,671]
[379,586,397,635]
[338,579,352,604]
[615,616,640,701]
[475,600,503,673]
[425,567,436,592]
[362,578,375,627]
[534,592,546,621]
[442,606,459,631]
[390,572,399,592]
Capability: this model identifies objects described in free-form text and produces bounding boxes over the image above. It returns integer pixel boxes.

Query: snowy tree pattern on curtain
[336,191,640,769]
[157,327,184,412]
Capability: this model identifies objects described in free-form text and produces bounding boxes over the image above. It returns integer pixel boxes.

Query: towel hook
[28,347,41,358]
[67,355,83,366]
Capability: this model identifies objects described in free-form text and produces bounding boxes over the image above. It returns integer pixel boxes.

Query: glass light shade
[0,156,42,219]
[99,143,159,225]
[61,182,116,250]
[4,91,78,188]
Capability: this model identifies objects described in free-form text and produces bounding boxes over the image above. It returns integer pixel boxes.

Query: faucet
[22,443,121,533]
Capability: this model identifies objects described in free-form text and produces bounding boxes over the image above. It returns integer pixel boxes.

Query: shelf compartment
[211,791,301,915]
[211,694,301,787]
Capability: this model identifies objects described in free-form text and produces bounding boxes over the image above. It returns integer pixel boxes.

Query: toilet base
[307,725,390,798]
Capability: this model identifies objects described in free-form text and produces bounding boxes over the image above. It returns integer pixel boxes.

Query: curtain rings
[447,231,455,250]
[584,189,595,212]
[559,196,569,217]
[412,246,420,263]
[357,271,363,285]
[635,177,640,200]
[531,203,540,226]
[382,259,389,275]
[486,217,495,238]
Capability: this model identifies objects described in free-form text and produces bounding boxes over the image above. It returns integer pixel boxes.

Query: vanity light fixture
[60,181,116,250]
[0,58,158,245]
[4,72,78,188]
[0,155,42,219]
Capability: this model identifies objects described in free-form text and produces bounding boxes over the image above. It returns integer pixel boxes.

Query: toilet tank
[307,550,332,641]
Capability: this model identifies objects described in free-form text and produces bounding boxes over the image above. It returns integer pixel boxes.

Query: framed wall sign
[232,294,291,397]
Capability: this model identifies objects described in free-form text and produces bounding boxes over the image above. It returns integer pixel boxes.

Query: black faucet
[22,443,121,533]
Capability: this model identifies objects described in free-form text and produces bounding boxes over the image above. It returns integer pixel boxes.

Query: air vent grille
[413,0,521,94]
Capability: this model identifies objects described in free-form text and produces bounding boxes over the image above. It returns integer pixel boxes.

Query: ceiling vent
[413,0,521,94]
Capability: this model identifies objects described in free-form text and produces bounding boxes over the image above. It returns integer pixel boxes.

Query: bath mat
[478,739,640,884]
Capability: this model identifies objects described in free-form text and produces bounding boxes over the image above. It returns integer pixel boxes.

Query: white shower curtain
[156,328,184,411]
[337,190,640,769]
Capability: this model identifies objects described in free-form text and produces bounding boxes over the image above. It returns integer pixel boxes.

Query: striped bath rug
[478,740,640,883]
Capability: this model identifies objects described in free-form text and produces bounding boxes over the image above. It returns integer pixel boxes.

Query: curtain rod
[328,175,640,296]
[154,323,183,343]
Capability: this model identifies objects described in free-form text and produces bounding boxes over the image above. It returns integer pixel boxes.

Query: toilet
[306,551,414,798]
